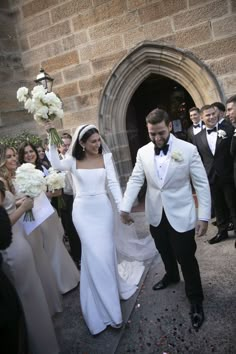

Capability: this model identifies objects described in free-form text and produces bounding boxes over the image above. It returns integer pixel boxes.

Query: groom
[120,108,211,330]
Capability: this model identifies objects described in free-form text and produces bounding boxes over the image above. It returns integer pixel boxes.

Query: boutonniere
[217,129,227,139]
[234,128,236,137]
[171,151,183,162]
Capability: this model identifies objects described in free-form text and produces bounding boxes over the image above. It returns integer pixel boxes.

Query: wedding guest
[194,105,236,245]
[1,144,62,315]
[187,107,205,144]
[36,144,51,169]
[0,181,28,354]
[56,132,81,268]
[0,145,59,354]
[18,142,80,294]
[43,137,50,159]
[212,101,232,129]
[46,123,154,335]
[120,108,211,330]
[19,141,61,213]
[227,95,236,248]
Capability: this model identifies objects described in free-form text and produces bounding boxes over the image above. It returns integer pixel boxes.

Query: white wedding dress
[49,148,148,335]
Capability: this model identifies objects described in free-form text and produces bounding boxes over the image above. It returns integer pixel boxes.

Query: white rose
[171,151,183,162]
[48,106,64,120]
[24,98,35,113]
[217,129,227,139]
[16,163,35,173]
[36,105,49,119]
[17,87,28,102]
[31,85,47,100]
[42,92,62,107]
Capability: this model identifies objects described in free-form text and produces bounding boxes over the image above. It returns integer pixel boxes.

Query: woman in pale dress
[18,142,80,294]
[0,145,59,354]
[46,124,154,335]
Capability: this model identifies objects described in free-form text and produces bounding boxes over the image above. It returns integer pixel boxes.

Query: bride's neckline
[76,167,105,170]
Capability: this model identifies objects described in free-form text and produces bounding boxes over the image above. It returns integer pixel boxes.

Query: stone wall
[0,0,236,137]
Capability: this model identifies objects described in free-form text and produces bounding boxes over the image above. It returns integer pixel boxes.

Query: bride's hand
[45,121,54,132]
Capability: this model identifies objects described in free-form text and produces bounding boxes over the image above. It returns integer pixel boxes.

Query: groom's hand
[120,211,134,225]
[195,220,208,237]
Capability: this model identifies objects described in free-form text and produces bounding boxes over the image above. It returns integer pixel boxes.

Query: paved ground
[55,212,236,354]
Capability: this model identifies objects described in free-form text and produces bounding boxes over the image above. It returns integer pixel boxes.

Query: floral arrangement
[45,168,66,211]
[217,129,227,139]
[16,85,63,146]
[171,151,183,162]
[14,163,46,221]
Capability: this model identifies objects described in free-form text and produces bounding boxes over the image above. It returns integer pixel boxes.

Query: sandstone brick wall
[0,0,236,137]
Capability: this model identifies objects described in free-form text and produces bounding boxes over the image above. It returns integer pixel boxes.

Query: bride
[47,124,156,335]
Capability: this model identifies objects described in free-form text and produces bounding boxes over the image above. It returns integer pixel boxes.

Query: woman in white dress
[46,124,152,335]
[0,145,59,354]
[18,142,80,294]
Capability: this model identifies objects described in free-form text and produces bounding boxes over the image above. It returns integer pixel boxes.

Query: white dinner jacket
[121,134,211,233]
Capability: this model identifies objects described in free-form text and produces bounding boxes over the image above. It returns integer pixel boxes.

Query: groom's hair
[146,108,170,126]
[226,95,236,105]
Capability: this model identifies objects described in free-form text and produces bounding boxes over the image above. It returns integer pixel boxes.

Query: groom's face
[147,121,172,148]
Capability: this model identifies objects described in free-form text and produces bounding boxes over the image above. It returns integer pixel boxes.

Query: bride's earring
[82,146,85,152]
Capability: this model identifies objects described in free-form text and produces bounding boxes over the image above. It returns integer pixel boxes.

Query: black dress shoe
[227,222,234,231]
[152,275,180,291]
[190,303,204,330]
[208,231,228,244]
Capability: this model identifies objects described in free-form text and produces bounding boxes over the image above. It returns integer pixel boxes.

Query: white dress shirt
[193,121,205,135]
[154,135,173,188]
[206,125,218,155]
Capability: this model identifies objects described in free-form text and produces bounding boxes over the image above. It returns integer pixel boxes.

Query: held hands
[195,220,208,237]
[120,211,134,225]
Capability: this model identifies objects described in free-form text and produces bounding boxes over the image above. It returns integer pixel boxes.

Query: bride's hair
[72,127,102,160]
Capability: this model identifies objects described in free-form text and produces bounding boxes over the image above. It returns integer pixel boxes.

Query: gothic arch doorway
[98,41,223,186]
[126,74,195,166]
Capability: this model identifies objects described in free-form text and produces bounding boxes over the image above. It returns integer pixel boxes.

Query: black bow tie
[193,124,200,128]
[155,144,169,156]
[207,127,217,134]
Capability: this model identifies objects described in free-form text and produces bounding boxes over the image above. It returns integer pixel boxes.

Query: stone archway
[98,41,223,186]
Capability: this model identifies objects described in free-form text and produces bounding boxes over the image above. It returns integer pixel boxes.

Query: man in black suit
[187,107,205,144]
[227,95,236,248]
[57,133,81,268]
[212,101,232,129]
[194,104,236,245]
[211,102,234,230]
[227,95,236,185]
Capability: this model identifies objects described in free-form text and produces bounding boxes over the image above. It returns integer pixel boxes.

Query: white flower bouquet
[14,163,46,221]
[45,168,66,211]
[16,85,64,146]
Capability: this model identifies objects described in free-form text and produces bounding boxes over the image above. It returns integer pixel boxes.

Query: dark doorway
[126,74,195,166]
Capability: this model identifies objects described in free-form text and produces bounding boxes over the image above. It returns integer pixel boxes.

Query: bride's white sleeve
[48,145,72,171]
[104,153,123,209]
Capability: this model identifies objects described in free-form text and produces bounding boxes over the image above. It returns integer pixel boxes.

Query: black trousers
[210,177,236,232]
[60,194,81,262]
[150,211,204,304]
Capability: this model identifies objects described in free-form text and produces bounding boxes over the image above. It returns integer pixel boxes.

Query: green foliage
[0,131,42,150]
